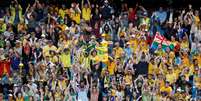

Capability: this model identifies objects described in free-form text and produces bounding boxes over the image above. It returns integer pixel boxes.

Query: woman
[17,21,27,35]
[90,50,99,66]
[77,76,89,101]
[9,0,23,26]
[90,78,99,101]
[22,40,32,74]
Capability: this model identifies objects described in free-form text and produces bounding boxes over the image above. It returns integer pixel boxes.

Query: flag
[151,32,177,51]
[0,60,11,76]
[151,32,165,50]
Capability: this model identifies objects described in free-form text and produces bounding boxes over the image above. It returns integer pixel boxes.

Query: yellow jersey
[82,7,91,21]
[60,53,71,68]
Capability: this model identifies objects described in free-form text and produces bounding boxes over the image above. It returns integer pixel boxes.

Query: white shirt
[78,89,88,101]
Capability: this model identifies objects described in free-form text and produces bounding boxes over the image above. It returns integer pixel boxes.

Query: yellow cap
[101,33,107,37]
[126,42,131,44]
[19,63,24,67]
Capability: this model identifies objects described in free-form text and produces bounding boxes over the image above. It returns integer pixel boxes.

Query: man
[0,55,11,77]
[138,5,150,32]
[60,48,71,68]
[124,67,134,86]
[160,81,173,96]
[69,3,81,24]
[86,35,97,53]
[59,48,72,79]
[96,34,112,64]
[152,7,167,25]
[9,0,23,26]
[81,0,91,22]
[113,42,124,59]
[166,67,177,84]
[42,40,57,57]
[11,50,20,71]
[59,5,66,19]
[101,0,113,20]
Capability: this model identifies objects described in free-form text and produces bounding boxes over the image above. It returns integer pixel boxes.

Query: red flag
[153,32,166,44]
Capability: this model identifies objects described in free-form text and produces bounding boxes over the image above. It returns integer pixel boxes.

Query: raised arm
[134,77,139,93]
[85,74,89,90]
[14,87,18,98]
[87,0,91,8]
[81,0,84,9]
[39,88,44,101]
[179,10,185,22]
[21,86,25,95]
[97,79,100,92]
[24,4,30,14]
[107,21,113,34]
[90,76,93,92]
[100,22,107,34]
[64,80,71,95]
[14,0,18,4]
[184,32,189,42]
[76,4,81,14]
[138,5,147,12]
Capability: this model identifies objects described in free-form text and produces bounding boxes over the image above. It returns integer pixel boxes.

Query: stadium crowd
[0,0,201,101]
